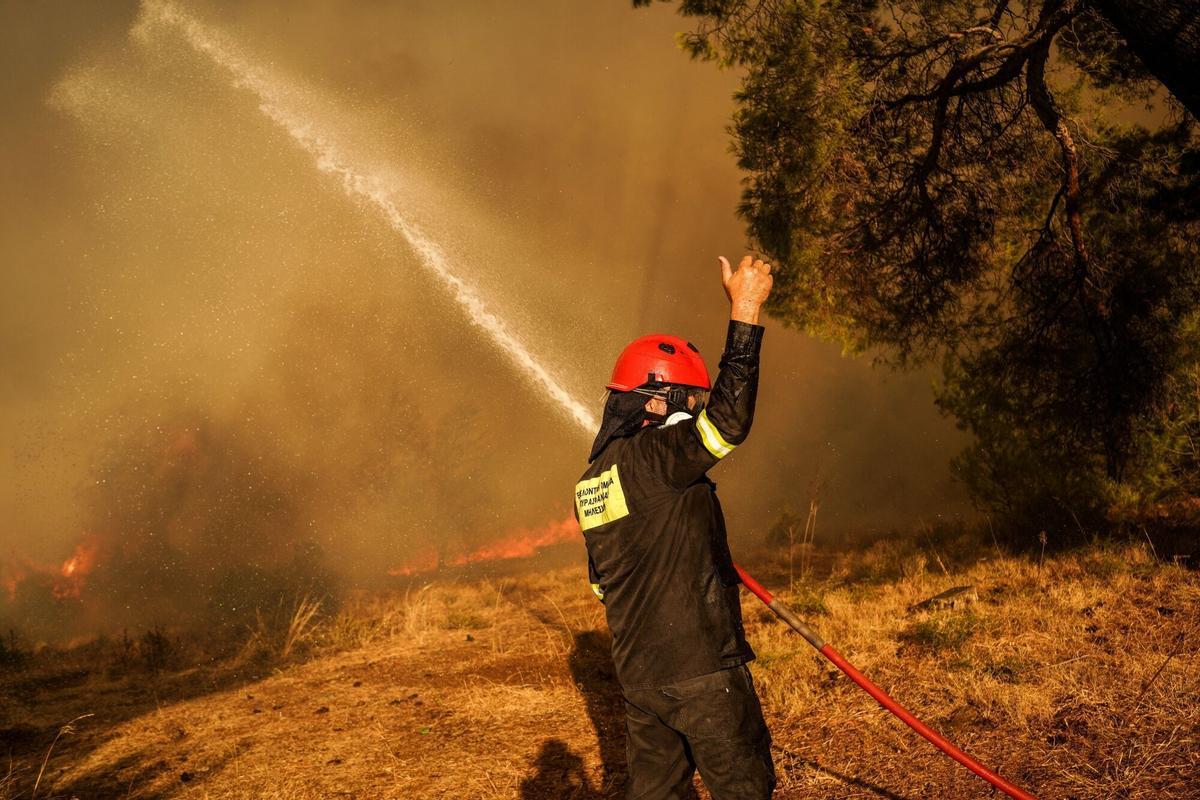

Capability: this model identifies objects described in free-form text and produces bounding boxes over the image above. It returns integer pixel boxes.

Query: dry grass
[753,539,1199,798]
[0,538,1196,799]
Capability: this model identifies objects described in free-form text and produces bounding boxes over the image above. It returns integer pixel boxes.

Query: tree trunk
[1093,0,1200,119]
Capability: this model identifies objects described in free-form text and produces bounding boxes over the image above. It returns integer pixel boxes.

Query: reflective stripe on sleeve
[695,408,736,458]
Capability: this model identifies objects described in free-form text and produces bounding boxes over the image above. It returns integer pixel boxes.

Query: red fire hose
[734,563,1038,800]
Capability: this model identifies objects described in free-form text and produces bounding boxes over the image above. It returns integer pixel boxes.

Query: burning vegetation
[387,515,581,577]
[1,259,583,646]
[0,399,580,645]
[0,412,333,643]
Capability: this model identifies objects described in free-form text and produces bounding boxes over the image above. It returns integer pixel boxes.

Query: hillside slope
[2,539,1197,799]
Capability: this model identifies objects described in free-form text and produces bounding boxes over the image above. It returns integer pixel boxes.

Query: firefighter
[573,254,775,800]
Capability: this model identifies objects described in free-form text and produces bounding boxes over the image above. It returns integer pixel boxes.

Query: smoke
[132,0,598,434]
[0,0,970,641]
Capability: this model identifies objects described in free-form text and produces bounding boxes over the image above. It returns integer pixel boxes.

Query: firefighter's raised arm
[636,255,772,490]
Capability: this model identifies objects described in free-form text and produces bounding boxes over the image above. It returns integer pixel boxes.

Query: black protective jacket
[573,320,764,689]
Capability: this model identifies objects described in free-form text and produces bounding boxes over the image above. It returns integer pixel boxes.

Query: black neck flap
[588,390,649,463]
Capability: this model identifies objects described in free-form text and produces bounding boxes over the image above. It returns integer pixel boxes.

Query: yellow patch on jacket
[574,464,630,531]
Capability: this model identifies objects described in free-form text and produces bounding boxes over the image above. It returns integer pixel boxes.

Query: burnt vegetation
[640,0,1200,547]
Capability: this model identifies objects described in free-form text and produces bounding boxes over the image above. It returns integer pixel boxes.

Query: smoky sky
[0,0,970,631]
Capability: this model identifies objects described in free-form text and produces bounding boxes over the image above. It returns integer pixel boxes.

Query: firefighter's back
[575,428,754,689]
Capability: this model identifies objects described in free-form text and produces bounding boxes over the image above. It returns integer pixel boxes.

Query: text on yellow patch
[574,465,630,531]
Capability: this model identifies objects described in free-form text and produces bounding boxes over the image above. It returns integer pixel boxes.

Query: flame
[2,424,191,610]
[1,534,103,604]
[388,514,581,577]
[54,534,101,599]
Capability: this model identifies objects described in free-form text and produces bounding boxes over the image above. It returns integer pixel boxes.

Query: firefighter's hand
[720,255,773,325]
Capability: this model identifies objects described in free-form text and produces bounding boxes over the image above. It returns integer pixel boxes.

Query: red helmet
[607,334,711,392]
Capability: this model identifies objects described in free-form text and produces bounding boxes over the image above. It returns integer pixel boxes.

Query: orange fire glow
[54,535,101,598]
[387,514,581,577]
[1,533,103,603]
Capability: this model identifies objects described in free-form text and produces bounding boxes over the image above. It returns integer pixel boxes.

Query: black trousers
[622,663,775,800]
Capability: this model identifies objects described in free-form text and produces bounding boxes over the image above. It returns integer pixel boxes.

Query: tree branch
[1027,35,1089,270]
[885,0,1082,110]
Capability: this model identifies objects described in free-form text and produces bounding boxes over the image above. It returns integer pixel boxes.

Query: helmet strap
[632,384,694,423]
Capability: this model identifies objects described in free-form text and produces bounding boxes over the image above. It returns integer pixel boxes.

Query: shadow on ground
[549,629,700,800]
[777,746,916,800]
[45,747,235,800]
[519,738,602,800]
[0,656,271,797]
[566,629,625,795]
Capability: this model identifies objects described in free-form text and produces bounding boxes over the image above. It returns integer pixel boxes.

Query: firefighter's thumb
[719,256,733,299]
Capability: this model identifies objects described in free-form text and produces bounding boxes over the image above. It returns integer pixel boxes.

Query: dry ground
[2,536,1198,799]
